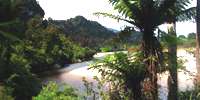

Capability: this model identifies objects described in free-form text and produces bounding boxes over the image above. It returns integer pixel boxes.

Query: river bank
[42,50,197,100]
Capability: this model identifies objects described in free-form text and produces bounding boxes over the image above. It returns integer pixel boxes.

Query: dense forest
[0,0,200,100]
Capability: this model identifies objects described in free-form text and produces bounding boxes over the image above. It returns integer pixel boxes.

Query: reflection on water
[44,61,98,92]
[44,50,197,100]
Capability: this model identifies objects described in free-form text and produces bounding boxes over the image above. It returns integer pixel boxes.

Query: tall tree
[196,0,200,84]
[96,0,179,99]
[165,1,195,99]
[96,0,196,99]
[167,23,178,100]
[0,0,45,99]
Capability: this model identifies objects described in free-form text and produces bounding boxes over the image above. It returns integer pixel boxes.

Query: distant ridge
[107,28,119,33]
[48,16,116,48]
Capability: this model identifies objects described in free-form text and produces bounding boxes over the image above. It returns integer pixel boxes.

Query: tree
[167,24,178,100]
[0,0,45,99]
[178,35,186,39]
[96,0,185,99]
[165,1,195,99]
[33,82,78,100]
[117,26,134,48]
[188,32,196,39]
[96,0,196,99]
[23,17,91,73]
[90,52,147,100]
[196,0,200,84]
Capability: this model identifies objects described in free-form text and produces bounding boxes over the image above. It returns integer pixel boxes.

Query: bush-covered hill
[48,16,116,48]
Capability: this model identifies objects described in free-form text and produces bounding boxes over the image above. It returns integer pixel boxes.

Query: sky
[38,0,197,36]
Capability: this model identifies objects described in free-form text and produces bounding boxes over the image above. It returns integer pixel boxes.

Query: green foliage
[0,43,42,100]
[49,16,115,49]
[0,86,14,100]
[160,31,177,47]
[90,52,147,99]
[187,33,196,39]
[0,0,21,22]
[17,0,45,21]
[21,17,95,73]
[177,35,188,46]
[100,1,193,98]
[0,0,44,35]
[6,72,41,100]
[0,15,95,99]
[101,27,142,51]
[176,7,196,22]
[100,47,112,52]
[178,88,200,100]
[178,35,186,39]
[0,1,95,100]
[0,0,44,22]
[160,31,195,48]
[33,82,79,100]
[177,33,196,47]
[82,77,110,100]
[103,0,194,30]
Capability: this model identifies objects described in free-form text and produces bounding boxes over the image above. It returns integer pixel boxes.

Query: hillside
[48,16,116,48]
[0,0,45,37]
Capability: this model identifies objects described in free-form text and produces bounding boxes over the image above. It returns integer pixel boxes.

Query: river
[43,50,197,100]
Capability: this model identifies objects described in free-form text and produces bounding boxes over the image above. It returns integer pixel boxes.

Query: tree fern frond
[94,12,137,25]
[177,7,196,22]
[0,30,21,42]
[158,0,177,12]
[109,0,141,19]
[0,20,18,26]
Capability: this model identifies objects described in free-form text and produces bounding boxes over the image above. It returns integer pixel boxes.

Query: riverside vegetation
[0,0,200,100]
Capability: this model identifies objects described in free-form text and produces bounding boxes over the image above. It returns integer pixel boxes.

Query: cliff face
[0,0,43,22]
[49,16,116,48]
[18,0,45,21]
[0,0,45,35]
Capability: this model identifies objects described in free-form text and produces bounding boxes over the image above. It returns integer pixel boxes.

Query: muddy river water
[44,50,197,100]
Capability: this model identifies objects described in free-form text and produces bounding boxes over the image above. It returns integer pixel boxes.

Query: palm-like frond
[109,0,141,19]
[177,7,196,22]
[0,0,23,42]
[94,12,137,26]
[0,20,18,26]
[108,0,194,25]
[162,0,194,23]
[0,30,20,42]
[105,1,194,98]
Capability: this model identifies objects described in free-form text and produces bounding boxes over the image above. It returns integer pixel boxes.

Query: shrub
[24,18,96,73]
[33,82,79,100]
[0,43,42,100]
[100,47,112,52]
[6,72,41,100]
[178,88,200,100]
[0,86,14,100]
[90,52,147,100]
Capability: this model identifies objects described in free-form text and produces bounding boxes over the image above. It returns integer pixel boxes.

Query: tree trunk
[142,30,163,100]
[132,83,142,100]
[196,0,200,85]
[157,28,161,41]
[167,23,178,100]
